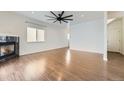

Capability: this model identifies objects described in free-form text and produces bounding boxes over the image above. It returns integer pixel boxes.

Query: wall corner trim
[103,56,108,61]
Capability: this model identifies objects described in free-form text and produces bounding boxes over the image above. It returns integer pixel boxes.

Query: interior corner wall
[70,19,104,54]
[0,12,68,55]
[103,12,108,61]
[122,17,124,55]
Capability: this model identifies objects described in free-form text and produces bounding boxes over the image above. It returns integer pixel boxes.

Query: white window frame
[27,27,45,42]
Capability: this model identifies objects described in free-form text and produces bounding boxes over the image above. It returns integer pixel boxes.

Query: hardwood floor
[0,48,124,81]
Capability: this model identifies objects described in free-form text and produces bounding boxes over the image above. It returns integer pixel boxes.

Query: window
[37,29,45,42]
[27,27,45,42]
[27,27,37,42]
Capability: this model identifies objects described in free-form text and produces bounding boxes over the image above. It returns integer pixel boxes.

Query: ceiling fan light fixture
[45,11,73,24]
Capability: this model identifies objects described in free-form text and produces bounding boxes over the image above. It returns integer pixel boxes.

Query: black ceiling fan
[45,11,73,24]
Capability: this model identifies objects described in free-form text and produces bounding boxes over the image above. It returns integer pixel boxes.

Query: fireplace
[0,36,19,61]
[0,44,15,56]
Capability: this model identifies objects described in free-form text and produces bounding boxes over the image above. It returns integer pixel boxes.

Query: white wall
[122,17,124,55]
[103,12,108,61]
[0,12,68,55]
[108,12,124,19]
[107,18,122,53]
[70,19,104,54]
[107,12,124,55]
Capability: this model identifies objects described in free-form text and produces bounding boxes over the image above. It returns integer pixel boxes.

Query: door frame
[107,17,122,53]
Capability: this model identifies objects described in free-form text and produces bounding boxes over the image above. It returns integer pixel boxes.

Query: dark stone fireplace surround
[0,36,19,61]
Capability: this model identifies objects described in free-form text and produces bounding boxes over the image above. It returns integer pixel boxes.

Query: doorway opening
[107,17,124,60]
[67,33,70,48]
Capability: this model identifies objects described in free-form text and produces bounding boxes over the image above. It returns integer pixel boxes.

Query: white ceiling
[108,11,124,19]
[16,11,104,25]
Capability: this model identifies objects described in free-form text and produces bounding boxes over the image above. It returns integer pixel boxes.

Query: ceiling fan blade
[63,19,73,21]
[45,15,56,18]
[62,20,68,23]
[62,15,73,19]
[53,20,58,23]
[47,19,56,20]
[50,11,58,18]
[59,20,62,24]
[46,11,73,24]
[60,11,64,17]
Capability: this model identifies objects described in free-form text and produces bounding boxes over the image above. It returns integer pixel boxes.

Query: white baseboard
[20,46,68,56]
[103,56,108,61]
[70,48,108,61]
[70,48,103,54]
[20,47,108,62]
